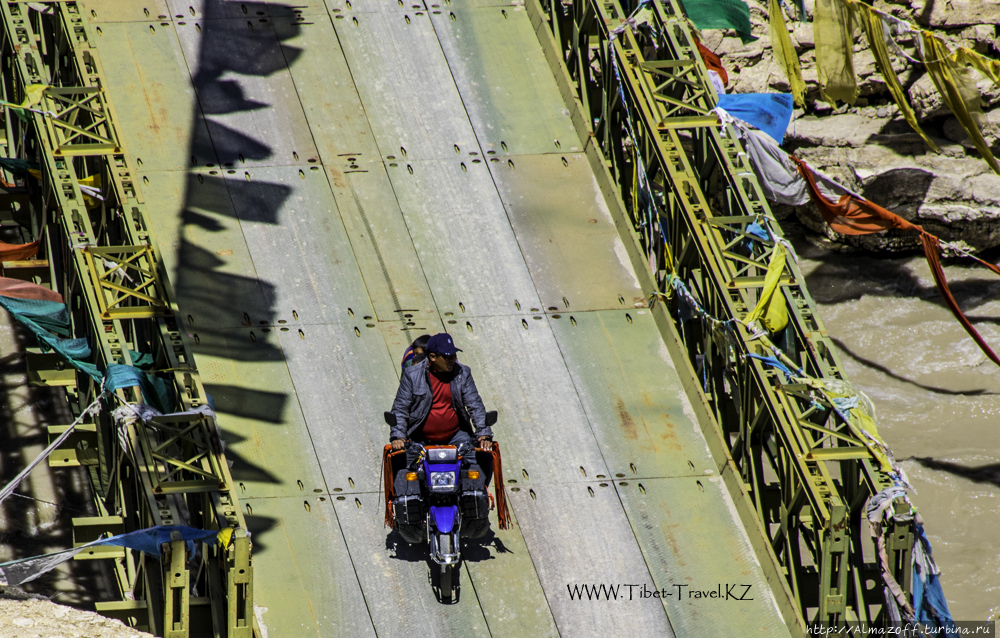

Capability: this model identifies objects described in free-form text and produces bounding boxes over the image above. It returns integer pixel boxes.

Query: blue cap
[426,333,462,356]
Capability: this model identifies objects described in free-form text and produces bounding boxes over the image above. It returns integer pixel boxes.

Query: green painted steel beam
[523,0,915,630]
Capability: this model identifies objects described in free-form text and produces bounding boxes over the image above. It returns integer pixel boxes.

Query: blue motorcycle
[383,411,498,599]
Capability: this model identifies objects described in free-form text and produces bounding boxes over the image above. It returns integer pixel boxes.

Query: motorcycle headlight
[430,471,456,491]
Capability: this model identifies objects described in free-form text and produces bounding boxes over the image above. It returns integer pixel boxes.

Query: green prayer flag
[678,0,757,44]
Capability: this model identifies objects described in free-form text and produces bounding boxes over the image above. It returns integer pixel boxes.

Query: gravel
[0,599,151,638]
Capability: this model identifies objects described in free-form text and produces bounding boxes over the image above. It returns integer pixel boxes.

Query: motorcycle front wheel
[440,563,452,594]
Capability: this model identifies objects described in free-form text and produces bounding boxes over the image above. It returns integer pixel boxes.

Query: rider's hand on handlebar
[478,436,492,451]
[391,438,406,451]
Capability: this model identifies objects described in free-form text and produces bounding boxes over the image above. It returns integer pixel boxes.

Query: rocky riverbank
[707,0,1000,252]
[0,597,151,638]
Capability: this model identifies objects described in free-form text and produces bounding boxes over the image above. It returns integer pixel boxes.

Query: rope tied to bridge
[720,110,1000,369]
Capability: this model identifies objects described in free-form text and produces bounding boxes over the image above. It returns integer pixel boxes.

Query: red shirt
[419,370,459,442]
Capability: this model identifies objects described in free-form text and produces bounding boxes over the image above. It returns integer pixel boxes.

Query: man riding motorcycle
[389,332,493,458]
[388,333,493,541]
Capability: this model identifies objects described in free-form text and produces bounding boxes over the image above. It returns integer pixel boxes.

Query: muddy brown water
[791,225,1000,622]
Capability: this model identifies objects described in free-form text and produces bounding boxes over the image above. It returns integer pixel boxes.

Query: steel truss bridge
[0,0,913,635]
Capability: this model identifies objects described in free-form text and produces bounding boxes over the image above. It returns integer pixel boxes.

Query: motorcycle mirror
[485,410,498,427]
[383,411,397,427]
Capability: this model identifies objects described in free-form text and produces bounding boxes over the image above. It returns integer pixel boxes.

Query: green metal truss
[525,0,915,631]
[0,3,254,636]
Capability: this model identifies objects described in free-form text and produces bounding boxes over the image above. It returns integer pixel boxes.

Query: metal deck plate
[460,510,560,638]
[334,13,480,160]
[196,327,329,498]
[334,492,491,635]
[225,165,376,325]
[138,169,273,328]
[549,310,716,479]
[174,19,319,168]
[327,163,439,324]
[490,153,645,311]
[386,159,542,318]
[277,321,401,494]
[83,0,170,22]
[93,22,215,171]
[326,0,425,14]
[615,477,793,637]
[243,496,376,638]
[274,17,383,161]
[429,7,579,155]
[166,0,331,18]
[509,484,675,636]
[448,315,611,484]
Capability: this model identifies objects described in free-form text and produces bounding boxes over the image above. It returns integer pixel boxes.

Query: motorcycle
[383,410,498,599]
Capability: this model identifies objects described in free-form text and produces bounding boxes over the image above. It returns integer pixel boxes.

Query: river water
[787,221,1000,622]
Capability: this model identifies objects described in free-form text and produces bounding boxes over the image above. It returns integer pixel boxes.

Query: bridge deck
[85,0,791,635]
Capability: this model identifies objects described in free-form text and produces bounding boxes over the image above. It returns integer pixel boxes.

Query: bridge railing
[528,0,914,630]
[0,3,254,636]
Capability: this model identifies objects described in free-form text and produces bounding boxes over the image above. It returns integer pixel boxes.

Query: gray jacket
[389,360,491,441]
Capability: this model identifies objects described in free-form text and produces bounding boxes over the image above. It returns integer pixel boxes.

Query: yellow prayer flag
[854,3,937,151]
[745,245,789,333]
[953,46,1000,91]
[768,0,806,107]
[815,0,858,105]
[919,32,1000,176]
